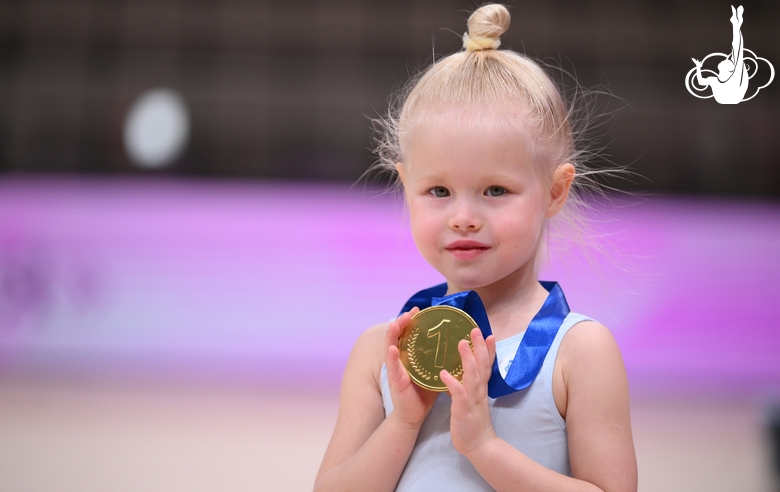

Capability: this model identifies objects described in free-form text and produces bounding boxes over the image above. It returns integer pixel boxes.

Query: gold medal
[398,305,477,392]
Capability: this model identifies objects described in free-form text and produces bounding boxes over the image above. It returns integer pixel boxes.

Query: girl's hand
[385,307,438,427]
[441,328,497,457]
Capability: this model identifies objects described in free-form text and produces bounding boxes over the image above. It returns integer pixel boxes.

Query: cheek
[407,200,443,255]
[499,199,546,247]
[409,205,437,239]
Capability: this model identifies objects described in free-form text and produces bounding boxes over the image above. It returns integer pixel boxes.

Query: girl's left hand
[440,327,497,457]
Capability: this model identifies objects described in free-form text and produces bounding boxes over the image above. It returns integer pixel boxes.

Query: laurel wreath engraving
[406,326,435,381]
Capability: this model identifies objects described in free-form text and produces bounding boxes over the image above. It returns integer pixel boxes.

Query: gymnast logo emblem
[685,5,774,104]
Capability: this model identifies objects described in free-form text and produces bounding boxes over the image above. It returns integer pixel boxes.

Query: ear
[545,163,575,218]
[395,162,407,187]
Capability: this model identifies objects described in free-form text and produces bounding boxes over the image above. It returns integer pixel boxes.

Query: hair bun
[463,4,510,52]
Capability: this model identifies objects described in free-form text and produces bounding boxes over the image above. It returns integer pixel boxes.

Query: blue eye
[430,187,450,197]
[486,186,506,197]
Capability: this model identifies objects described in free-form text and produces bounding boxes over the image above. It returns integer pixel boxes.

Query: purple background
[1,177,778,396]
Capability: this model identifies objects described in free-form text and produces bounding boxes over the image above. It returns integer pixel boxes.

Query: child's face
[397,112,554,293]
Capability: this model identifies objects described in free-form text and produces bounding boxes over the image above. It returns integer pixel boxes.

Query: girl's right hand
[384,307,438,427]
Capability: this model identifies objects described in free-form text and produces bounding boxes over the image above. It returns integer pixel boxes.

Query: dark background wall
[0,0,778,195]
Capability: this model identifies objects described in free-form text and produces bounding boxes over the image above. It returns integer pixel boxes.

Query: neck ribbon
[399,281,570,398]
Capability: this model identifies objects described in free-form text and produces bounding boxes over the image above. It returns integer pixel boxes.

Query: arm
[443,323,637,492]
[692,59,710,87]
[314,310,437,492]
[556,322,637,490]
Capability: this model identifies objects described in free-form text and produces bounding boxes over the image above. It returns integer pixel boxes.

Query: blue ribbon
[399,281,570,398]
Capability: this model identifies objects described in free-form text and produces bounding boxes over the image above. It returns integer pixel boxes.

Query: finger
[386,308,417,364]
[385,319,400,346]
[458,338,481,394]
[440,369,465,399]
[386,343,400,376]
[470,328,489,370]
[386,344,409,388]
[386,306,418,350]
[485,335,497,366]
[399,306,420,324]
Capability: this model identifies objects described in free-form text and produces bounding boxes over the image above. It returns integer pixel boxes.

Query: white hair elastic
[462,32,500,52]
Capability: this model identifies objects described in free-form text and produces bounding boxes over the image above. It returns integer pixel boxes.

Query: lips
[445,240,490,260]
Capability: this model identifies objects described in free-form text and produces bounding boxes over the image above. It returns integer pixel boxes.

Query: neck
[448,263,549,341]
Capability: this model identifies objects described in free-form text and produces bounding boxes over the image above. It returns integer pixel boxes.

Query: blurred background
[0,0,779,490]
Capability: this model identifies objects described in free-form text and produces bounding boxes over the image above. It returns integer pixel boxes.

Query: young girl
[315,4,637,491]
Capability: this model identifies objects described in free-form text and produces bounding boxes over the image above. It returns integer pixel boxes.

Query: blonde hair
[371,3,610,258]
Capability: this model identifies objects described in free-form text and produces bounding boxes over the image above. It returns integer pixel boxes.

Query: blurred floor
[0,380,776,492]
[631,394,776,492]
[0,380,338,492]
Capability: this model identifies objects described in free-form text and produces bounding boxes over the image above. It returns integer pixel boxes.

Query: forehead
[403,103,532,138]
[401,105,538,174]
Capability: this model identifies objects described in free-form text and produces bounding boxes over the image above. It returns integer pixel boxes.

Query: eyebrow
[415,173,521,183]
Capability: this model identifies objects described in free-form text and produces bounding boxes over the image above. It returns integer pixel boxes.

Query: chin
[444,274,494,292]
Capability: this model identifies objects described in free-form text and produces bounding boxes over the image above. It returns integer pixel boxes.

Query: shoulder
[344,321,391,389]
[352,321,390,360]
[332,321,393,436]
[552,320,628,419]
[362,320,391,342]
[559,320,622,364]
[557,320,626,390]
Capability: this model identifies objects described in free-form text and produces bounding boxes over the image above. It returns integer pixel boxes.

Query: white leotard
[381,312,593,491]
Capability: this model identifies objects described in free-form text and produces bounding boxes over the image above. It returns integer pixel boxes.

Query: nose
[448,197,483,233]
